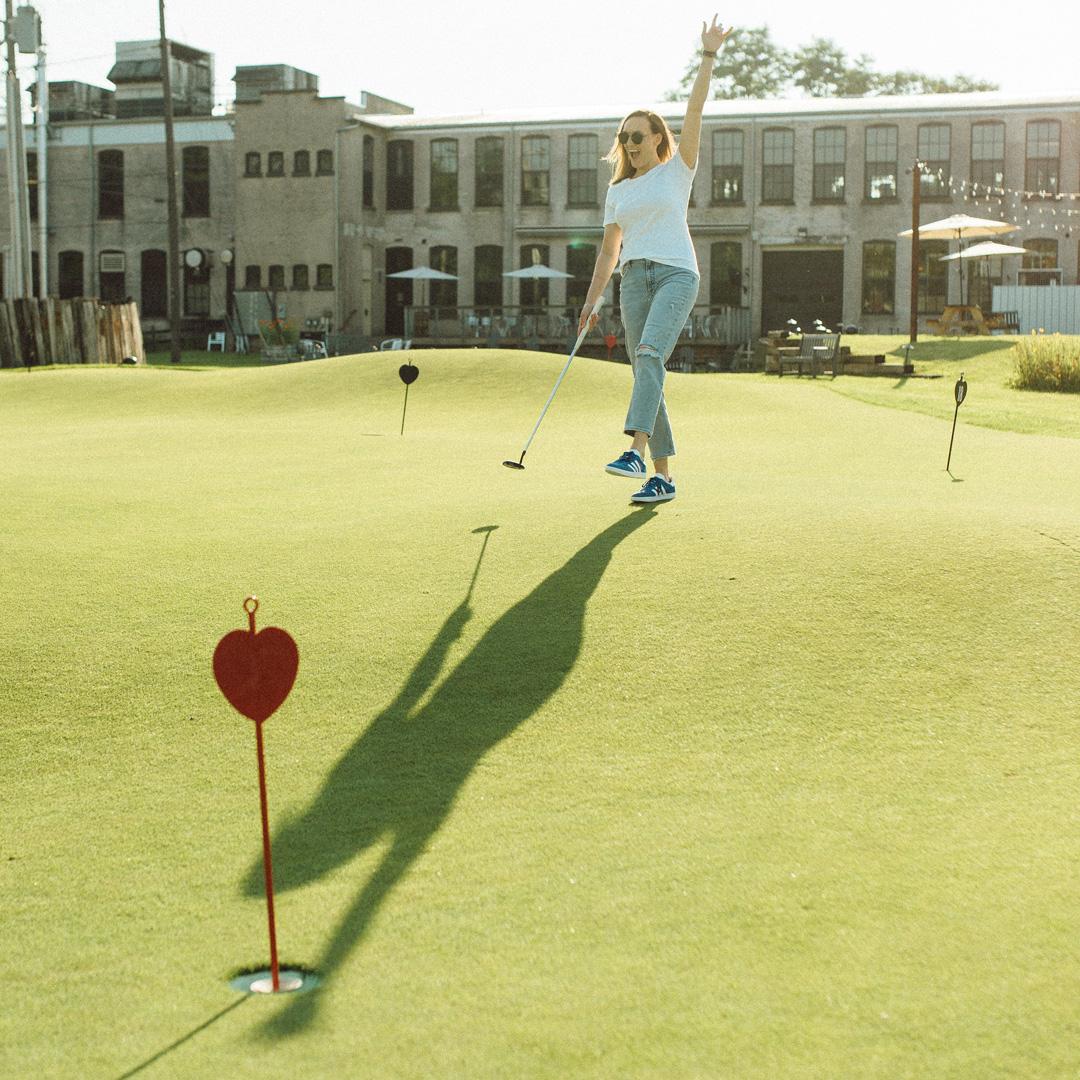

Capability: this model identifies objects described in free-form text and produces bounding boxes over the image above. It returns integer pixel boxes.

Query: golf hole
[228,965,321,995]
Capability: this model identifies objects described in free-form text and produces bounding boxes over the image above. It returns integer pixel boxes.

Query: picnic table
[926,305,989,335]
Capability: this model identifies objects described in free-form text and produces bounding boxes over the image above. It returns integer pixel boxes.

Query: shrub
[1010,334,1080,394]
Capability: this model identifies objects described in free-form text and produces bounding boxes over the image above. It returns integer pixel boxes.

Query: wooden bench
[777,333,841,378]
[984,310,1021,334]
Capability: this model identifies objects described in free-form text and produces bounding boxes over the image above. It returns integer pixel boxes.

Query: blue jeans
[619,259,699,462]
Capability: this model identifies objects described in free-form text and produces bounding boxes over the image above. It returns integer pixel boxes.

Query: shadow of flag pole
[213,596,302,994]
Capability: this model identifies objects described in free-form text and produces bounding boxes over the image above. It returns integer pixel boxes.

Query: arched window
[59,250,84,299]
[141,249,168,317]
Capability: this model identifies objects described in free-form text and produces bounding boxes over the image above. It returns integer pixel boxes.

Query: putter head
[502,460,525,470]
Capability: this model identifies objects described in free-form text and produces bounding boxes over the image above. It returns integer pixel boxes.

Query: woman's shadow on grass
[242,508,656,1036]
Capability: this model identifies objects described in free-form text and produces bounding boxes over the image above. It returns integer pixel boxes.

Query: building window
[709,242,742,308]
[430,138,459,210]
[861,241,895,315]
[522,136,550,207]
[566,243,595,310]
[244,151,261,177]
[475,136,504,208]
[98,149,124,219]
[184,264,210,316]
[99,250,125,302]
[182,146,210,217]
[141,249,168,317]
[474,245,503,308]
[292,264,309,291]
[1021,238,1060,284]
[918,239,949,313]
[711,129,743,204]
[59,250,84,299]
[267,151,284,178]
[26,151,37,220]
[918,124,951,199]
[316,263,333,289]
[387,140,414,210]
[244,265,261,289]
[518,245,550,313]
[363,135,374,209]
[761,128,794,203]
[316,149,334,176]
[429,247,457,314]
[293,150,310,176]
[864,125,898,200]
[970,122,1005,194]
[268,265,285,289]
[812,127,845,202]
[1025,120,1060,196]
[568,134,598,207]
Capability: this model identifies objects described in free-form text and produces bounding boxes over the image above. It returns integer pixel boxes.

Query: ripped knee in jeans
[635,342,662,363]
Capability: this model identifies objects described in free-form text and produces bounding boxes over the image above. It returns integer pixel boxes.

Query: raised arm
[679,16,734,170]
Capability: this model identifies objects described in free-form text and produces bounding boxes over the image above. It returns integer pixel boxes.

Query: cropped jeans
[619,258,700,462]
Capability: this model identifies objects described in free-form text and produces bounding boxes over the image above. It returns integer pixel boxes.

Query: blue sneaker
[631,475,676,503]
[605,449,647,478]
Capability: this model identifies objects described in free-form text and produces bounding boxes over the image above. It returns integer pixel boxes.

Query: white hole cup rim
[228,968,319,995]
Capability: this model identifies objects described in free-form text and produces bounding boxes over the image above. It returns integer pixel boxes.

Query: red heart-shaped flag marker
[213,626,299,723]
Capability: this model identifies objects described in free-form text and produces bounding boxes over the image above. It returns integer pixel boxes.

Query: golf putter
[503,295,605,470]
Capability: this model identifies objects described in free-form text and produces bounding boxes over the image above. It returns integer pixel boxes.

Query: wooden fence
[0,298,145,368]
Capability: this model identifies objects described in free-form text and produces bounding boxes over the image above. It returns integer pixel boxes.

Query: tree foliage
[664,26,999,101]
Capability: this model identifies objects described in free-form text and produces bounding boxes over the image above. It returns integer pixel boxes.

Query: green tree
[666,31,999,101]
[665,25,793,101]
[791,37,849,97]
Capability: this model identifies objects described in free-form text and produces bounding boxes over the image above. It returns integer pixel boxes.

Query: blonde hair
[605,110,676,185]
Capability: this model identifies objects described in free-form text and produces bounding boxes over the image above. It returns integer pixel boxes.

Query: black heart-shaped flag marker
[398,364,419,435]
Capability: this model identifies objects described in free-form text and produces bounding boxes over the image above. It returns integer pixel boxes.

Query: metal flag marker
[398,363,419,435]
[212,597,302,994]
[947,372,968,472]
[503,295,604,470]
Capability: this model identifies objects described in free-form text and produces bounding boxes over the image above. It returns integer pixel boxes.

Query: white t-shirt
[603,153,698,275]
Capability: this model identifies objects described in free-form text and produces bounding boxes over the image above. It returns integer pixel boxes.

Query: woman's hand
[701,14,733,52]
[578,302,600,335]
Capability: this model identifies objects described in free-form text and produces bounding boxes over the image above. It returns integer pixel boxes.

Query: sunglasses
[618,131,650,146]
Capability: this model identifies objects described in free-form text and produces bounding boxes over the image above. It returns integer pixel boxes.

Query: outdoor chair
[206,330,226,352]
[777,332,841,378]
[379,338,413,350]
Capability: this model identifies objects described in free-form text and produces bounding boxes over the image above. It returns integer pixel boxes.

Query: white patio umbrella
[939,241,1032,308]
[386,266,459,309]
[899,214,1019,305]
[502,265,573,279]
[937,240,1031,260]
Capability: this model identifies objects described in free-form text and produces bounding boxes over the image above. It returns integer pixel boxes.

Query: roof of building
[355,90,1080,130]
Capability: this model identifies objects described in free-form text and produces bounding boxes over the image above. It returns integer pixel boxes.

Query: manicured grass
[2,349,1079,1078]
[819,334,1080,440]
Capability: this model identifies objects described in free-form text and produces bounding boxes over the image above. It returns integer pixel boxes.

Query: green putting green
[2,345,1078,1078]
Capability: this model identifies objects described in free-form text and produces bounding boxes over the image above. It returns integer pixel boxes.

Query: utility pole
[4,0,31,296]
[909,160,921,344]
[34,27,45,297]
[159,0,182,362]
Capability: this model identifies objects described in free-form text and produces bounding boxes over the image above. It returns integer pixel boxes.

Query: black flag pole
[947,372,967,472]
[398,363,419,435]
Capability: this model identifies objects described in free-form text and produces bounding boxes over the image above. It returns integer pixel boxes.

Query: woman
[580,15,733,504]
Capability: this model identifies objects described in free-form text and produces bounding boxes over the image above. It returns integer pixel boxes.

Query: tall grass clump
[1010,333,1080,393]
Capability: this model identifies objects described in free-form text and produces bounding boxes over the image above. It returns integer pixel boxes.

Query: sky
[26,0,1080,118]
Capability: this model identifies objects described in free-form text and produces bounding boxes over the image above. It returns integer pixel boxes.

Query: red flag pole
[254,719,280,992]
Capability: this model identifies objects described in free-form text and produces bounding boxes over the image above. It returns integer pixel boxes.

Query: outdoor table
[929,305,989,335]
